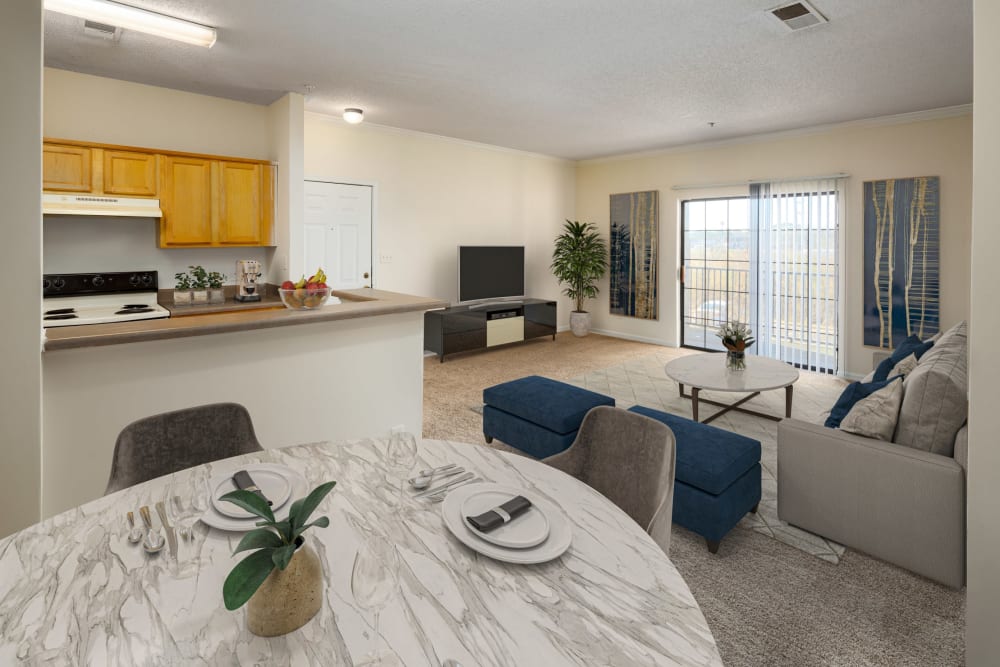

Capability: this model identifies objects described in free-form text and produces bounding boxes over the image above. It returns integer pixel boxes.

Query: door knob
[363,272,370,279]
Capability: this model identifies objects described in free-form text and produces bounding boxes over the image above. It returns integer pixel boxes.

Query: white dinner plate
[200,469,307,532]
[210,464,294,518]
[442,483,572,564]
[460,486,550,549]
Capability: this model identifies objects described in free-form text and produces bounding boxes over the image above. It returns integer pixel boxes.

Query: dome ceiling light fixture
[343,108,364,124]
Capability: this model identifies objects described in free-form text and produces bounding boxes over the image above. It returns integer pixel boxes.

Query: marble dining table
[0,438,722,666]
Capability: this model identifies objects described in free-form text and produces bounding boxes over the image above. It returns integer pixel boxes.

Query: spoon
[409,466,465,490]
[126,511,143,544]
[139,505,165,554]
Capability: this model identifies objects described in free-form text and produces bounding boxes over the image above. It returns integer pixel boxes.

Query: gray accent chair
[778,322,968,588]
[544,406,677,554]
[105,402,264,495]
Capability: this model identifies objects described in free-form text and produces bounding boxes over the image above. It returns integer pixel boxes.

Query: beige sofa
[777,322,968,588]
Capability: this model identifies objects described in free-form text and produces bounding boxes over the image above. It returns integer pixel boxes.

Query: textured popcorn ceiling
[43,0,972,160]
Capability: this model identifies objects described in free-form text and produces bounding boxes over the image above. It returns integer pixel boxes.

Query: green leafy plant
[220,480,337,610]
[551,220,609,313]
[174,271,193,290]
[715,321,755,352]
[189,265,209,290]
[207,271,226,289]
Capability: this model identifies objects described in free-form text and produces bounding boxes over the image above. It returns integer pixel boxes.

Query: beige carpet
[423,333,965,666]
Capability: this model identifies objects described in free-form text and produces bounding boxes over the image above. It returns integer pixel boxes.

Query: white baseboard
[589,328,676,347]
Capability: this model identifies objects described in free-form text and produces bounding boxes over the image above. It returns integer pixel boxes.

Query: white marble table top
[665,353,800,392]
[0,439,722,666]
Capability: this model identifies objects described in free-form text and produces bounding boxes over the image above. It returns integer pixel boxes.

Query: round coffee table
[665,353,800,424]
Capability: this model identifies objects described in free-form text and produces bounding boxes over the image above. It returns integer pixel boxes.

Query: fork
[426,477,482,502]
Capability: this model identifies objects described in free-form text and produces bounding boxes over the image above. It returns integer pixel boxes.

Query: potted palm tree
[551,220,608,337]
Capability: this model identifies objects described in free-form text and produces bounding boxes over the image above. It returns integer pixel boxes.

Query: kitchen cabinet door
[43,144,92,192]
[217,161,264,245]
[103,150,157,197]
[159,156,213,246]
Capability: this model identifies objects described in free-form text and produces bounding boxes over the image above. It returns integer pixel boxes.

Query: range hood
[43,193,163,218]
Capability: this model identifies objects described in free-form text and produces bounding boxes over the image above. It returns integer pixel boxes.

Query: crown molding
[305,110,574,164]
[579,104,974,165]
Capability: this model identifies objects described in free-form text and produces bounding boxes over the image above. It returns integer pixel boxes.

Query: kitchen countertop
[160,294,286,316]
[43,288,447,351]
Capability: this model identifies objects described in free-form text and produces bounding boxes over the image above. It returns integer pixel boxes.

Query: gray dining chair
[104,402,264,495]
[543,406,677,554]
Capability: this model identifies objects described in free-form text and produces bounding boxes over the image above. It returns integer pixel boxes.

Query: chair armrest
[543,439,586,479]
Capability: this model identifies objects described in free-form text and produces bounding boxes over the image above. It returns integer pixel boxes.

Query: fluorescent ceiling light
[343,108,364,124]
[45,0,217,48]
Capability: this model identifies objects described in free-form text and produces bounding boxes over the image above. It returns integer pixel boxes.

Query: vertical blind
[750,178,844,373]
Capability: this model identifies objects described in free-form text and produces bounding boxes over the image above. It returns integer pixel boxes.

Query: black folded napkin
[233,470,272,506]
[466,495,532,533]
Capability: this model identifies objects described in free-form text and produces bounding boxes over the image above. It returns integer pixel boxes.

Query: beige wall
[0,1,43,537]
[41,69,285,285]
[304,113,578,322]
[576,114,972,377]
[966,2,1000,663]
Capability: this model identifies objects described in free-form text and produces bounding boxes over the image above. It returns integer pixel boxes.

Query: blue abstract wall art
[610,190,658,319]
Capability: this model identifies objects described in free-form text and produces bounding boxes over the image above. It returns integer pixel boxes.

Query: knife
[414,471,474,499]
[155,501,178,559]
[233,470,272,505]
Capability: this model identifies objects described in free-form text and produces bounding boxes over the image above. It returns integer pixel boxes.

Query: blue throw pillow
[825,376,902,429]
[872,336,935,382]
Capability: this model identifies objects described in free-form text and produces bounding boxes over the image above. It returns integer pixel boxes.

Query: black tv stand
[424,298,557,362]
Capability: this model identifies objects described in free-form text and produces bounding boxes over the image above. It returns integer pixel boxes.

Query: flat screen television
[458,245,525,303]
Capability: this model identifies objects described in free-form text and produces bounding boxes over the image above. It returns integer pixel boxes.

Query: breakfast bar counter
[44,288,447,351]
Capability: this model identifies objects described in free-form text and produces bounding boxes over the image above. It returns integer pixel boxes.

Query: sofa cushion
[894,321,968,456]
[871,336,935,382]
[482,376,614,434]
[825,376,901,429]
[840,377,904,441]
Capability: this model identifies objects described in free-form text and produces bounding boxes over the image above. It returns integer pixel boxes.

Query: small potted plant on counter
[207,270,226,304]
[189,265,210,304]
[173,271,193,306]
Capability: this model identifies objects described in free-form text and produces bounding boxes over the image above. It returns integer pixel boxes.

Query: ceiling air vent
[83,19,121,41]
[770,1,828,31]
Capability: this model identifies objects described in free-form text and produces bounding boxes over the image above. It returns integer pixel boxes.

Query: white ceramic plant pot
[172,290,192,306]
[570,311,591,337]
[191,289,209,305]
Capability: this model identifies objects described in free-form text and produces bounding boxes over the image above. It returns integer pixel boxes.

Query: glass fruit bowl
[278,287,331,310]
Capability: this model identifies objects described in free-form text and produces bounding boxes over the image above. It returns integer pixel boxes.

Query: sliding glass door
[681,179,841,373]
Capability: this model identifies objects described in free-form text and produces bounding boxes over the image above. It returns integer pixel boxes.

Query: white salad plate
[210,464,294,518]
[200,468,307,532]
[460,486,550,549]
[442,483,572,564]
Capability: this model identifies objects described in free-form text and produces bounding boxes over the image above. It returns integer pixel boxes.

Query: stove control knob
[140,274,153,286]
[43,279,51,290]
[129,274,140,286]
[92,275,105,287]
[53,278,66,289]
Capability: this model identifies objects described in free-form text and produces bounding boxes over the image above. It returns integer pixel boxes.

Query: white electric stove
[43,271,171,328]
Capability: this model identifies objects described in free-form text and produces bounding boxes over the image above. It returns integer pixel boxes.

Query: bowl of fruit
[279,269,331,310]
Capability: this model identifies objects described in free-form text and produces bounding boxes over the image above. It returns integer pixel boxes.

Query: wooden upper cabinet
[217,161,264,245]
[103,150,157,197]
[159,156,213,246]
[43,144,92,192]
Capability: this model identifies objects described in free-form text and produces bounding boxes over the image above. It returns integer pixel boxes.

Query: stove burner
[44,314,78,321]
[45,308,76,315]
[121,304,149,309]
[115,307,155,315]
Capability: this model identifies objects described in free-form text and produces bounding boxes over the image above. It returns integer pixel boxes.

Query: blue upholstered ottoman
[628,405,761,553]
[483,376,615,458]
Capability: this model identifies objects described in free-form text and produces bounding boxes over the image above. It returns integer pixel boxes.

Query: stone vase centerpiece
[551,220,609,337]
[220,480,337,636]
[715,321,755,372]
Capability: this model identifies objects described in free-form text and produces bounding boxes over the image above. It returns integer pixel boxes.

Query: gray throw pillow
[841,378,904,441]
[893,321,968,456]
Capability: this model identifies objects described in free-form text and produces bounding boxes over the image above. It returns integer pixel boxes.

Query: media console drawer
[486,316,524,347]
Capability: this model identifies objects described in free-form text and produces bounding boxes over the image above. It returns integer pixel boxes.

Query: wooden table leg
[691,387,700,423]
[785,384,794,418]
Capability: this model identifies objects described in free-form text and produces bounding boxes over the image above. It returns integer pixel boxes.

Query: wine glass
[385,431,418,504]
[351,534,401,666]
[168,469,210,540]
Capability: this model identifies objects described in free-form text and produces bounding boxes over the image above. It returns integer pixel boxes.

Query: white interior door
[303,181,373,289]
